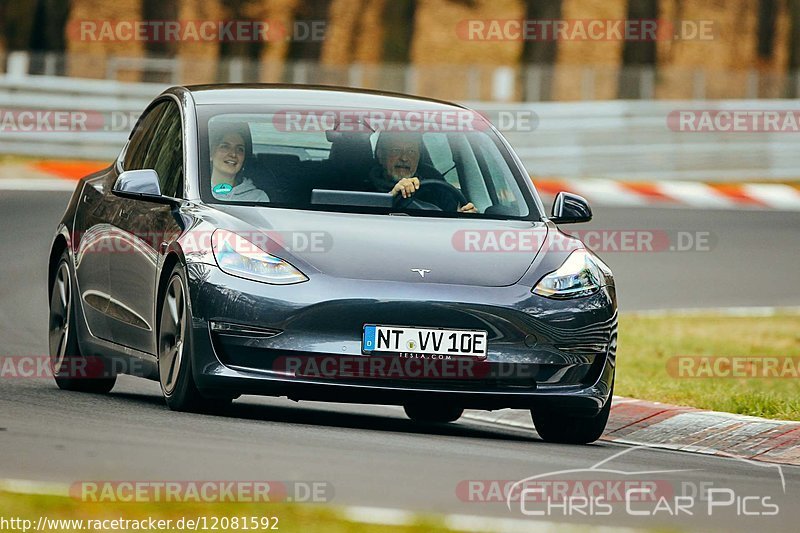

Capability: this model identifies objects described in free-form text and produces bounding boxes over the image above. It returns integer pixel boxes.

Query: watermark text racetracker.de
[2,354,544,382]
[271,108,539,133]
[667,356,800,379]
[70,480,332,503]
[273,355,541,381]
[457,18,716,42]
[0,110,139,133]
[66,228,715,256]
[451,229,716,253]
[0,355,144,379]
[70,229,332,256]
[0,108,539,134]
[669,109,800,132]
[72,19,326,43]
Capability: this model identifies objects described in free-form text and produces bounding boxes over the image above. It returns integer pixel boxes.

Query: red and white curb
[464,397,800,466]
[534,178,800,211]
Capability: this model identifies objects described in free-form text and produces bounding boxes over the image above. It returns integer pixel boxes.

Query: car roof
[180,84,469,112]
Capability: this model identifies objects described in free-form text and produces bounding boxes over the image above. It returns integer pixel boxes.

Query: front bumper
[186,264,617,414]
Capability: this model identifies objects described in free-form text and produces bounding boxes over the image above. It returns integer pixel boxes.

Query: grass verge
[616,312,800,420]
[0,154,38,165]
[0,491,450,533]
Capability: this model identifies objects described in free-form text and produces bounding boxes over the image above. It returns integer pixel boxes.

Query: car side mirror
[112,169,172,204]
[550,191,592,224]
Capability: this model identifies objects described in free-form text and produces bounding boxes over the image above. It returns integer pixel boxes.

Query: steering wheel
[393,179,469,212]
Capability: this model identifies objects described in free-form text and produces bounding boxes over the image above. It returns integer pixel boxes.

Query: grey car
[48,85,616,444]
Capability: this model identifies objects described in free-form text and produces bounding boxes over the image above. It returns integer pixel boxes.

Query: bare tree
[618,0,658,99]
[520,0,563,101]
[141,0,178,82]
[2,0,70,73]
[382,0,416,63]
[757,0,778,59]
[788,0,800,96]
[1,0,37,51]
[287,0,332,61]
[31,0,70,53]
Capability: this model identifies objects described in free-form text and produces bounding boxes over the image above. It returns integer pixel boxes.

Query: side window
[473,136,527,215]
[451,134,492,210]
[143,102,184,198]
[423,133,460,188]
[123,102,168,171]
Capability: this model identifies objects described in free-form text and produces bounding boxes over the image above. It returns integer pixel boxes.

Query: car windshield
[198,106,539,220]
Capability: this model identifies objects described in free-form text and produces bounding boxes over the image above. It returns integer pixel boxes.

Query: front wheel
[531,391,612,445]
[157,265,230,413]
[404,403,464,423]
[49,251,115,393]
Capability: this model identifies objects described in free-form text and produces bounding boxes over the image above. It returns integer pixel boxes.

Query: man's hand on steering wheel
[390,177,420,198]
[392,178,477,213]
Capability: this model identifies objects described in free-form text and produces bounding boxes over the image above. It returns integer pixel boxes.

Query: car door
[106,99,184,354]
[72,175,118,342]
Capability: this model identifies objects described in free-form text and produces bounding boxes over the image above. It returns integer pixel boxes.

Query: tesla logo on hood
[411,268,431,278]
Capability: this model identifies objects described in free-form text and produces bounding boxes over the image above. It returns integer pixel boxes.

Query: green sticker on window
[213,183,233,195]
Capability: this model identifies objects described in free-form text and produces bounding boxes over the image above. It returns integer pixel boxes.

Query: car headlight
[532,249,605,299]
[212,229,308,285]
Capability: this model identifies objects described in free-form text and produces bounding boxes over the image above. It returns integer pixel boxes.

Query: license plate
[362,325,488,358]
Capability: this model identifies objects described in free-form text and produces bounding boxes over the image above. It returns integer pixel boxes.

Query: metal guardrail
[1,74,799,181]
[479,100,800,181]
[0,76,161,160]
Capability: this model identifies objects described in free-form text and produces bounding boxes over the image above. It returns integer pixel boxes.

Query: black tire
[49,250,116,393]
[531,389,612,444]
[157,264,231,413]
[404,403,464,423]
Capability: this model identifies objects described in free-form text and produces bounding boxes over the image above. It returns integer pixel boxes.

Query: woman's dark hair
[210,121,253,158]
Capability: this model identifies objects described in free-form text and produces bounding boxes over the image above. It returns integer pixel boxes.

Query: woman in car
[210,123,270,202]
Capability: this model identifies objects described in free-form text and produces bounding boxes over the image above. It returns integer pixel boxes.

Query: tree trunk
[30,0,70,52]
[381,0,416,63]
[142,0,179,82]
[788,0,800,97]
[618,0,658,99]
[3,0,70,74]
[287,0,332,61]
[757,0,778,59]
[521,0,562,101]
[1,0,37,51]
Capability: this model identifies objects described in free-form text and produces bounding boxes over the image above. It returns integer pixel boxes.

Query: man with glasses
[368,132,477,213]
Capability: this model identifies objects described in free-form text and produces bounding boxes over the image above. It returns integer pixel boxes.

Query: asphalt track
[1,190,799,531]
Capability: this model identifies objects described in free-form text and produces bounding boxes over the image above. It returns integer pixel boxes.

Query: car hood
[211,206,548,287]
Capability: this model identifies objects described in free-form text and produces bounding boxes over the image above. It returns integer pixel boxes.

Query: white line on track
[0,478,69,496]
[0,178,76,191]
[627,306,800,317]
